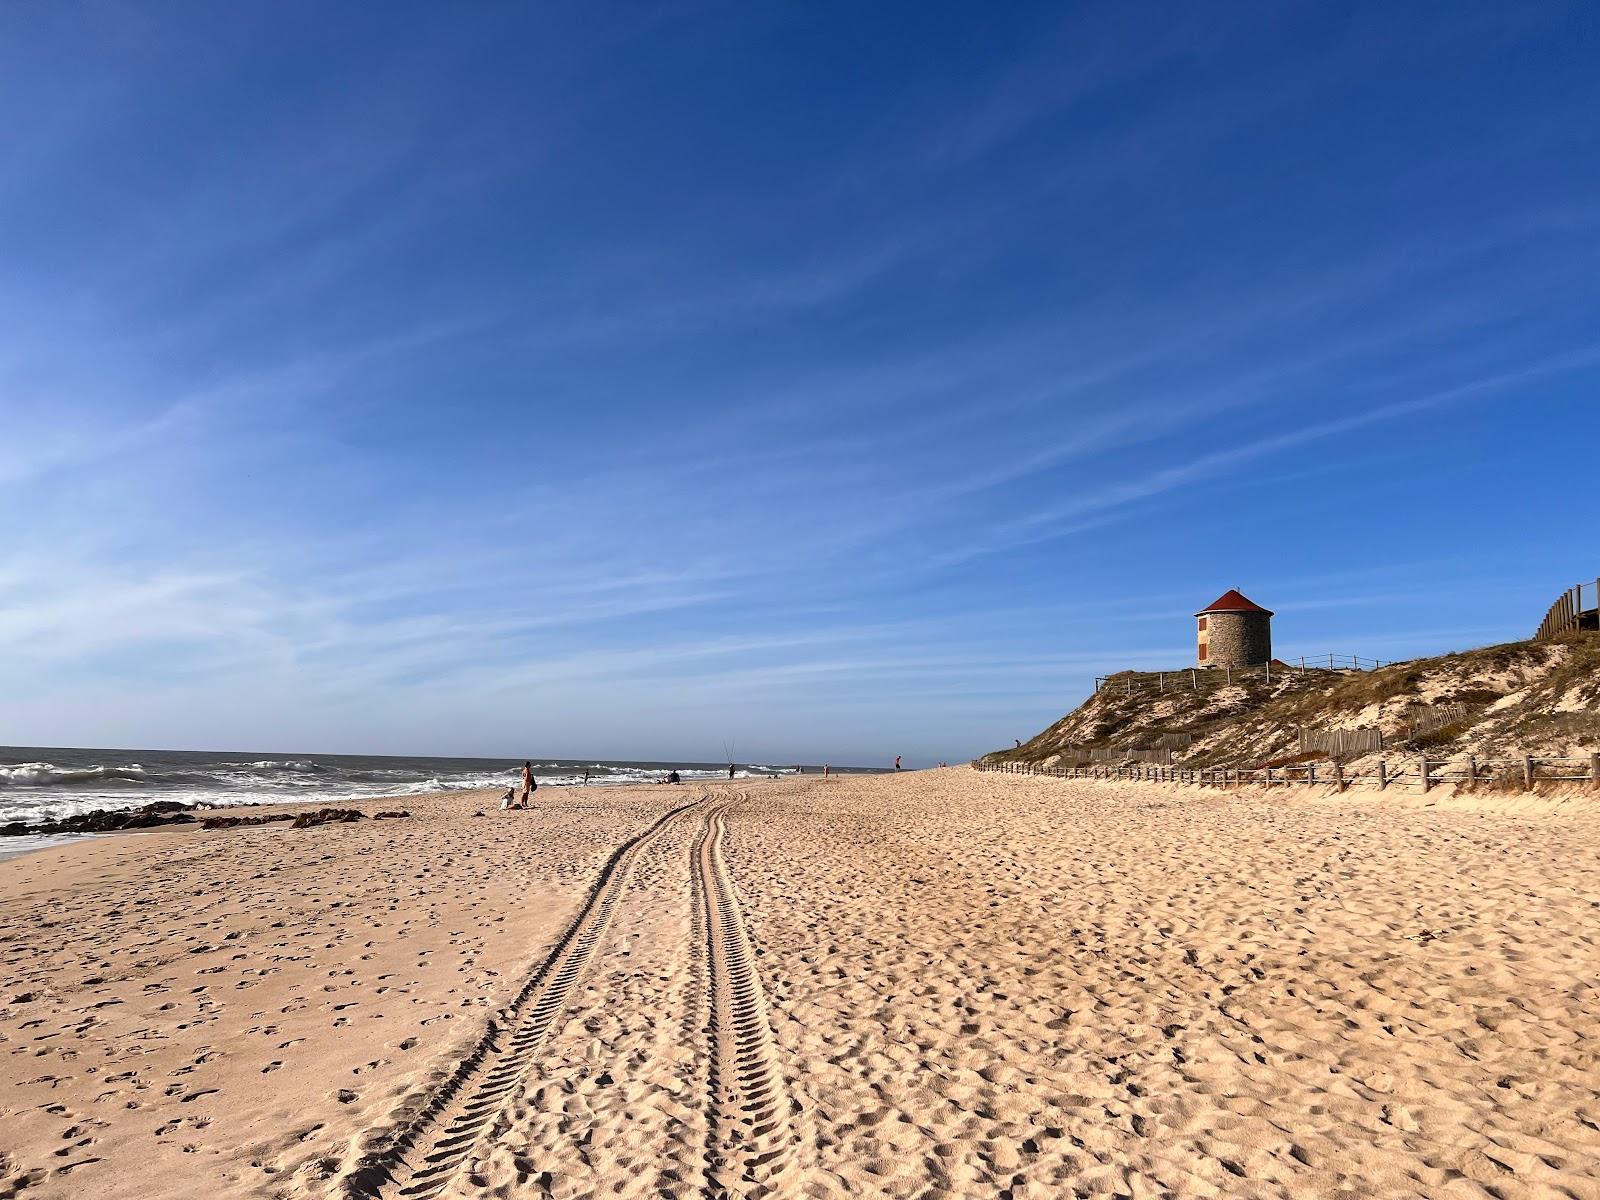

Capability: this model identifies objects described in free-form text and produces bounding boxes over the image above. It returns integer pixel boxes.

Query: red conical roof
[1196,589,1273,617]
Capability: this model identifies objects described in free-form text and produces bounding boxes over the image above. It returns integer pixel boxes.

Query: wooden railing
[1535,578,1600,640]
[975,753,1600,793]
[1095,654,1392,697]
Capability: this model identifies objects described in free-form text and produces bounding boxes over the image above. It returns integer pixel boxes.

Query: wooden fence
[1298,725,1383,756]
[975,753,1600,793]
[1087,746,1173,765]
[1096,654,1392,698]
[1535,578,1600,640]
[1398,702,1472,737]
[1296,704,1473,757]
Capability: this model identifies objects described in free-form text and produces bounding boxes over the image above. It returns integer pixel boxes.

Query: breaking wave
[0,748,814,826]
[0,763,150,787]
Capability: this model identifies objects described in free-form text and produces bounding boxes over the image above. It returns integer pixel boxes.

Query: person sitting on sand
[500,788,515,810]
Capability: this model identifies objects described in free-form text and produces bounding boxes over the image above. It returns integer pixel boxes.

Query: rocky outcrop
[3,802,413,838]
[0,800,198,837]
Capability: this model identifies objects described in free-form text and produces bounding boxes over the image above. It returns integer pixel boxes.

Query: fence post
[1420,756,1431,793]
[1377,759,1387,790]
[1306,763,1315,787]
[1523,755,1535,790]
[1265,659,1271,684]
[1191,669,1197,691]
[1466,755,1477,785]
[1591,752,1600,786]
[1334,760,1344,792]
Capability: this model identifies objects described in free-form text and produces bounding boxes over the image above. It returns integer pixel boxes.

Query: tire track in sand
[695,795,799,1199]
[341,796,705,1199]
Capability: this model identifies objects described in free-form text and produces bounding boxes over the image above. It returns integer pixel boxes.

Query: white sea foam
[0,750,821,828]
[0,762,149,787]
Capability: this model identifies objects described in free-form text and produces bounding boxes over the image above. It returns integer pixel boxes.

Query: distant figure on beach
[668,769,681,784]
[520,760,535,807]
[728,763,736,779]
[500,787,515,810]
[582,769,590,785]
[895,755,902,771]
[1015,739,1021,748]
[823,764,830,778]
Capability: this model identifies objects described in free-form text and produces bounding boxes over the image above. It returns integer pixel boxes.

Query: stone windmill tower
[1196,589,1273,668]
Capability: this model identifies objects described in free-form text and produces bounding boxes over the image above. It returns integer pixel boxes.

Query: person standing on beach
[894,755,902,771]
[520,760,535,807]
[728,763,736,780]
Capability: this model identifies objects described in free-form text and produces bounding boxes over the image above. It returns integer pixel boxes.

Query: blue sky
[3,2,1598,765]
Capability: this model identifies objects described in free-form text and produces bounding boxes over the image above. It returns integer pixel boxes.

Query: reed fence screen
[1298,725,1384,756]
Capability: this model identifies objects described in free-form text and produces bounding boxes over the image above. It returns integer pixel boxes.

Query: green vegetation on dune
[985,634,1600,770]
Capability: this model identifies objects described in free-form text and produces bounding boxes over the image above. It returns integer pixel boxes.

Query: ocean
[0,746,852,826]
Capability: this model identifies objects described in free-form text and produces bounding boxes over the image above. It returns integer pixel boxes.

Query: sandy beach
[2,769,1599,1199]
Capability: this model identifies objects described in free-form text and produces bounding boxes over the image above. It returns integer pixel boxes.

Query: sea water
[0,746,850,827]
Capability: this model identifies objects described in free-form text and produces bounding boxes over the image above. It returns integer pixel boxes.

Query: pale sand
[2,771,1599,1199]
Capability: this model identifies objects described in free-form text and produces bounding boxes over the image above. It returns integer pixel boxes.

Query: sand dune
[2,770,1598,1198]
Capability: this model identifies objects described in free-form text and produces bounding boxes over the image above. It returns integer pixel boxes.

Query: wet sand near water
[1,770,1598,1198]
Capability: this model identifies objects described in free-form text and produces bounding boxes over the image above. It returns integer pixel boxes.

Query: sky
[2,2,1598,766]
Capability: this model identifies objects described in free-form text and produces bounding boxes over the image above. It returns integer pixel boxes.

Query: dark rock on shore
[2,801,413,838]
[290,808,366,829]
[200,812,295,830]
[0,801,201,837]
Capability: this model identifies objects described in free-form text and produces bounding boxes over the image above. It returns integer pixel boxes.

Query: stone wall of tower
[1203,611,1272,668]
